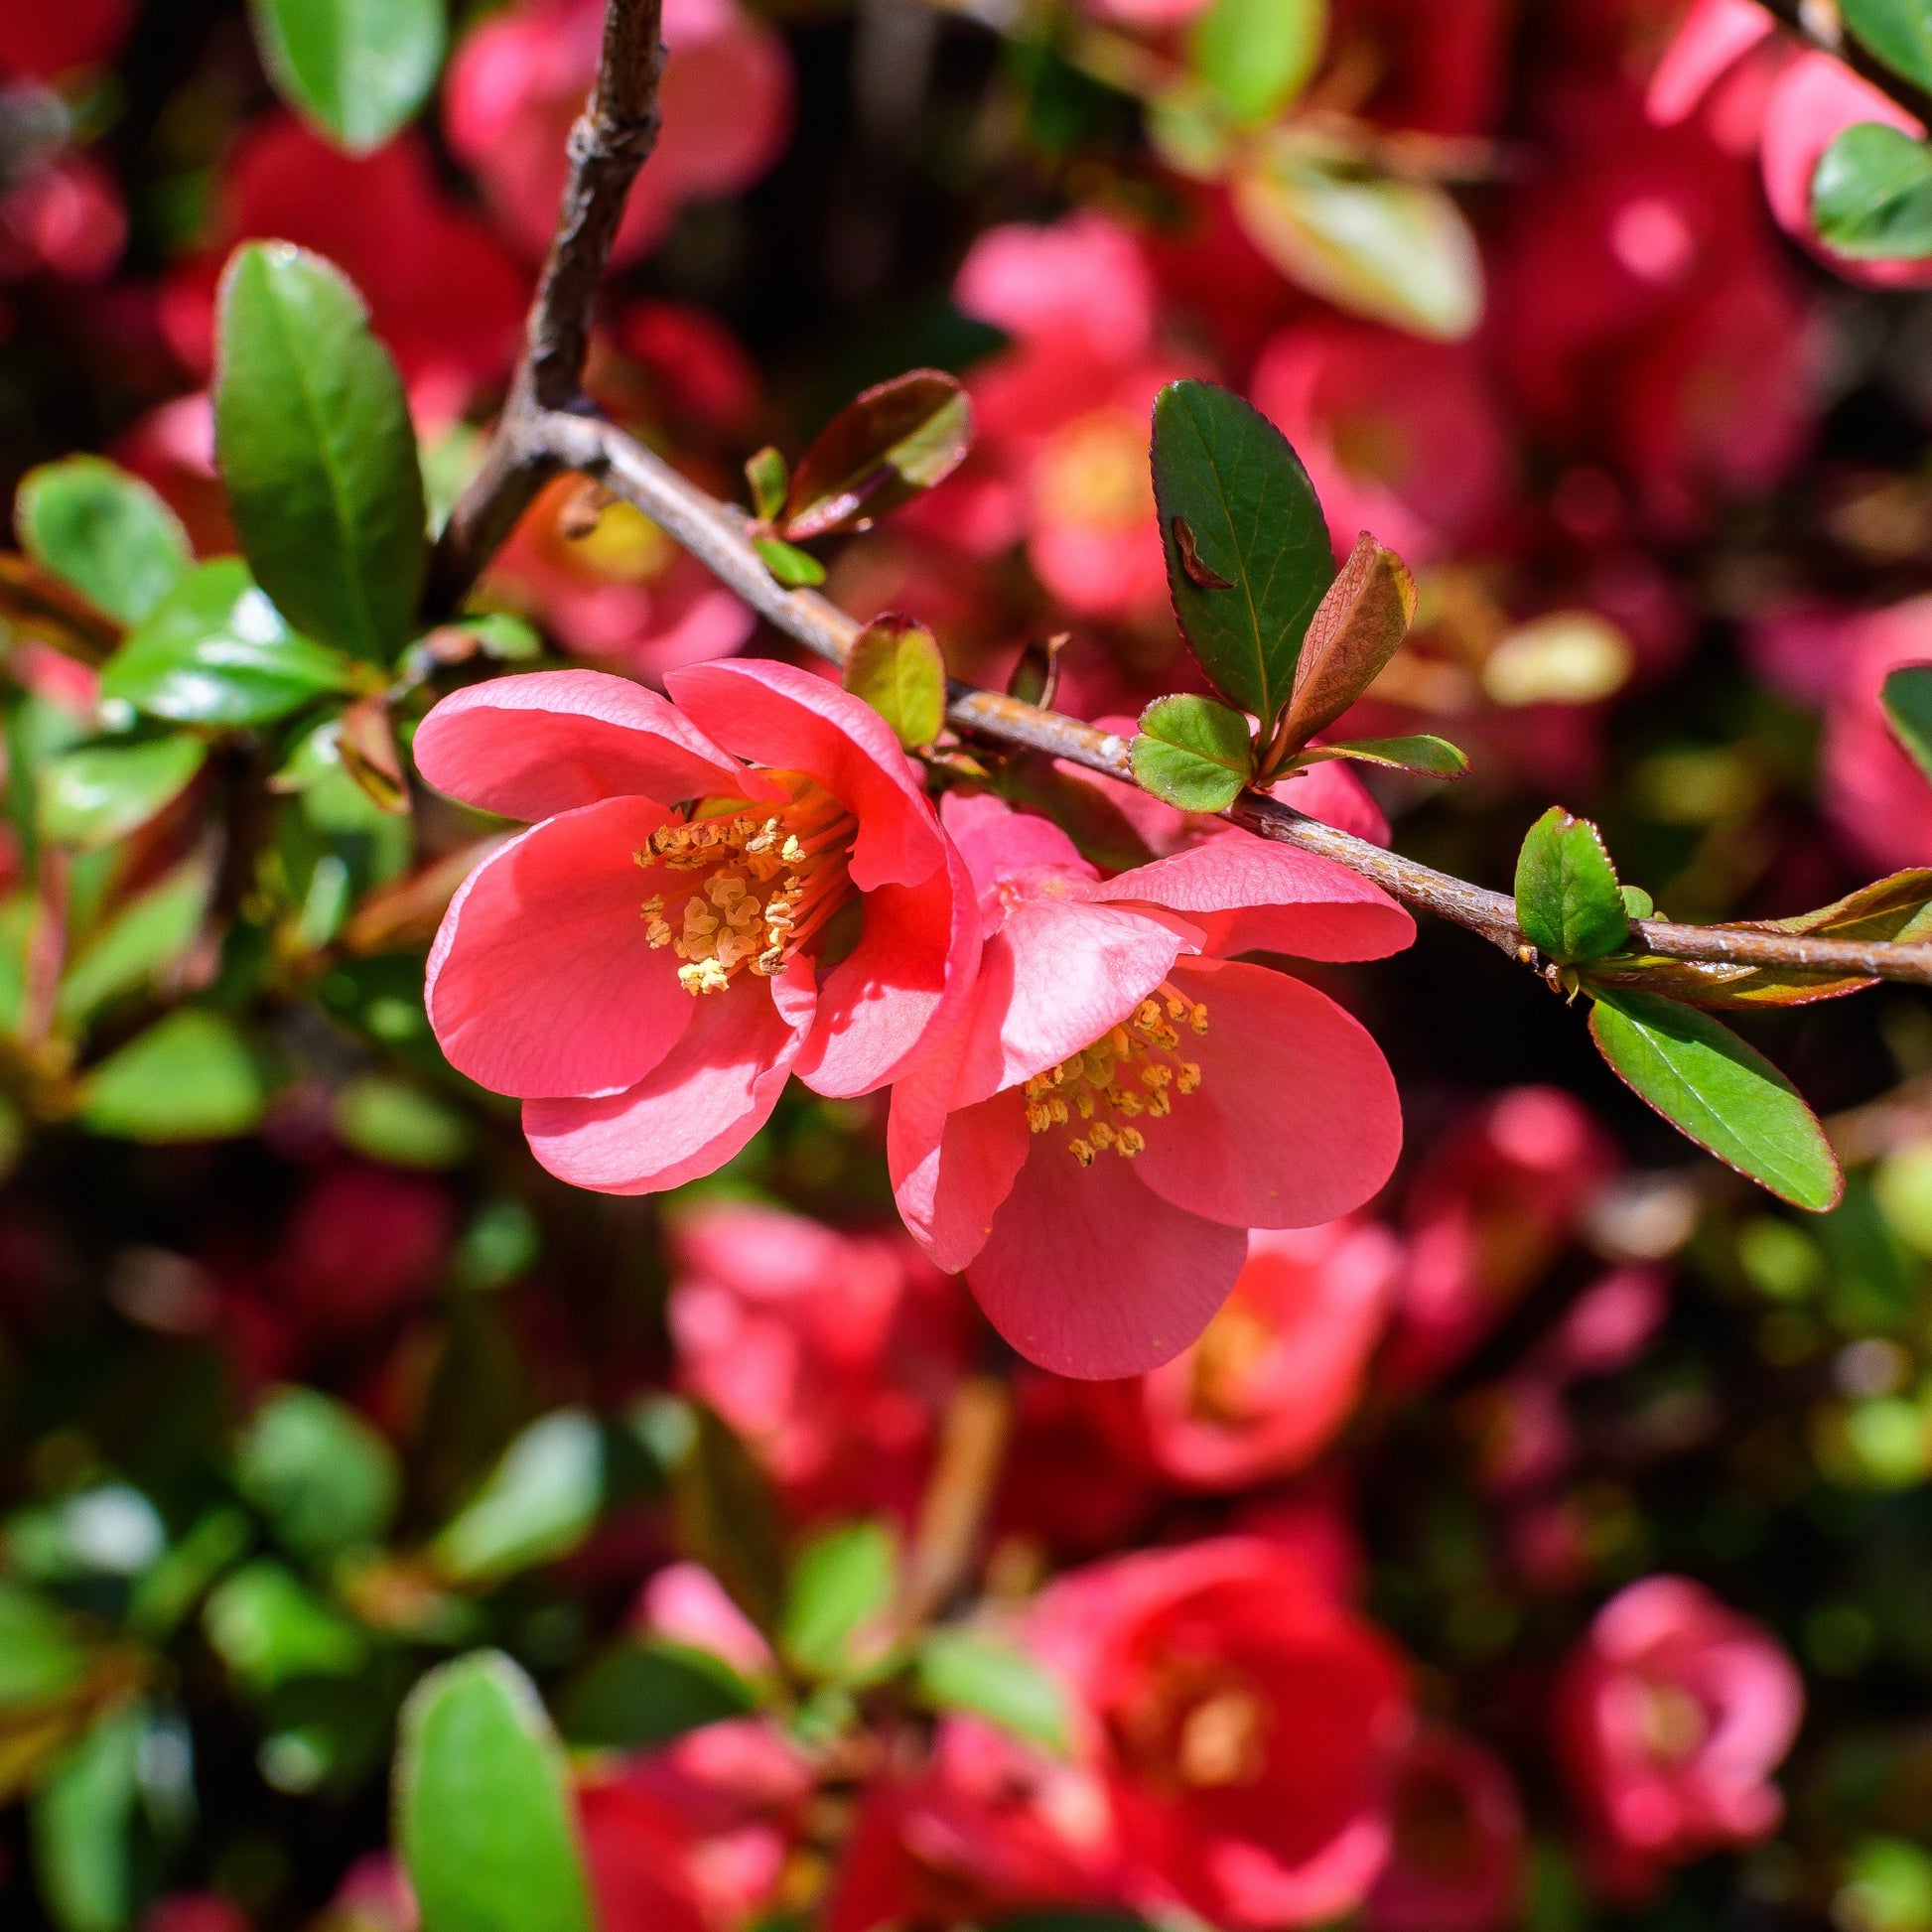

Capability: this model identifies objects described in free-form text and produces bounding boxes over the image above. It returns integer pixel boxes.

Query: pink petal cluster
[889,791,1412,1378]
[1366,1728,1525,1932]
[1555,1576,1804,1897]
[417,664,977,1194]
[446,0,791,267]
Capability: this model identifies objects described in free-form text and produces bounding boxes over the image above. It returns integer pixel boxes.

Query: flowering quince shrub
[21,3,1932,1932]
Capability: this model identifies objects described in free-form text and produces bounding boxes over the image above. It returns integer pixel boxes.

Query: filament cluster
[1023,982,1208,1165]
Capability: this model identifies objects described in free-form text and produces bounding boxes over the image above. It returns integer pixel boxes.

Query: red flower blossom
[0,0,133,78]
[416,664,977,1194]
[1034,1536,1412,1927]
[889,791,1411,1378]
[446,0,791,266]
[1366,1729,1525,1932]
[1555,1576,1803,1898]
[666,1200,967,1523]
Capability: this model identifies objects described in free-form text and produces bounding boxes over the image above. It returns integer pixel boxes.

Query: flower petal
[889,1071,1030,1274]
[426,796,696,1098]
[1082,831,1414,962]
[413,668,766,820]
[668,659,942,892]
[1133,959,1402,1228]
[940,789,1094,904]
[968,1138,1247,1377]
[523,981,808,1194]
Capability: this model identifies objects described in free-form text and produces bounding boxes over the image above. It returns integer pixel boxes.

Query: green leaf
[430,1411,603,1587]
[1269,531,1416,760]
[203,1560,367,1696]
[215,243,428,662]
[1151,379,1333,725]
[752,534,827,588]
[1812,123,1932,260]
[1514,806,1631,964]
[558,1640,759,1750]
[0,1585,89,1709]
[844,615,947,751]
[1130,693,1255,813]
[396,1651,596,1932]
[334,1073,473,1170]
[781,370,974,541]
[1287,733,1468,778]
[913,1627,1069,1751]
[1882,663,1932,779]
[1843,0,1932,91]
[1620,885,1654,920]
[1587,987,1844,1211]
[780,1519,898,1679]
[101,560,360,727]
[248,0,447,153]
[235,1386,401,1560]
[32,1708,145,1932]
[745,445,789,522]
[80,1009,269,1142]
[59,856,213,1026]
[1190,0,1325,125]
[1232,134,1484,340]
[37,736,207,850]
[16,458,190,626]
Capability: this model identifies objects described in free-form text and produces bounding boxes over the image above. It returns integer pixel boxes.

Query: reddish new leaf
[780,370,973,542]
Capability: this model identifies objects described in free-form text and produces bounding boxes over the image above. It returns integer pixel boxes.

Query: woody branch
[434,0,1932,994]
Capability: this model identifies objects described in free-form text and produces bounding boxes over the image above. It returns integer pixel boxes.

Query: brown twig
[436,0,1932,996]
[1750,0,1932,129]
[895,1378,1013,1633]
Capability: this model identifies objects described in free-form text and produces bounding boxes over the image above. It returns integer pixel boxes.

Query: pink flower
[416,664,977,1194]
[1555,1577,1803,1898]
[446,0,791,267]
[1326,0,1516,136]
[1250,320,1514,568]
[1097,1219,1402,1490]
[937,214,1195,622]
[141,1899,252,1932]
[1366,1729,1525,1932]
[889,791,1411,1378]
[666,1199,967,1522]
[1034,1536,1412,1927]
[0,152,126,285]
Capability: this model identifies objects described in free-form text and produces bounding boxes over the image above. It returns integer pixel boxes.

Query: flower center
[639,776,858,996]
[1636,1681,1708,1763]
[1035,408,1157,530]
[1113,1662,1271,1793]
[1023,983,1207,1166]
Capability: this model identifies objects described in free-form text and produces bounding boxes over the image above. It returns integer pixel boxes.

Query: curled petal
[413,668,767,820]
[889,1073,1030,1274]
[524,978,809,1193]
[426,796,694,1098]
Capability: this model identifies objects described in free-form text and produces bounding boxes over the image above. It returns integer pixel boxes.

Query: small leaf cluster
[1811,2,1932,259]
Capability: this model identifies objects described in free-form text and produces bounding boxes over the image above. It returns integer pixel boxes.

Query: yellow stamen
[1023,982,1208,1163]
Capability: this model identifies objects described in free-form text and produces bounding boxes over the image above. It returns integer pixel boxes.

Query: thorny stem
[439,0,1932,996]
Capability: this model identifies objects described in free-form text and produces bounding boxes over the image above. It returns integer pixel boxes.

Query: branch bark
[432,0,1932,997]
[1750,0,1932,128]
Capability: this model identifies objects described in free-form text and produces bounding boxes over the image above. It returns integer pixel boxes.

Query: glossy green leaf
[745,445,789,522]
[79,1009,269,1142]
[203,1560,367,1696]
[37,736,207,850]
[1587,987,1844,1211]
[397,1651,596,1932]
[781,370,973,540]
[101,560,359,727]
[16,458,190,626]
[1151,379,1333,724]
[1620,885,1655,920]
[59,856,213,1026]
[1514,806,1630,964]
[0,1585,89,1709]
[914,1627,1069,1751]
[32,1708,145,1932]
[1843,0,1932,91]
[1287,733,1468,778]
[1812,123,1932,260]
[1232,134,1483,339]
[780,1519,897,1678]
[249,0,447,154]
[1270,531,1416,759]
[752,534,826,588]
[559,1640,759,1750]
[844,615,947,751]
[1882,663,1932,779]
[215,243,428,662]
[1190,0,1325,125]
[1130,692,1254,813]
[431,1411,603,1587]
[235,1387,401,1559]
